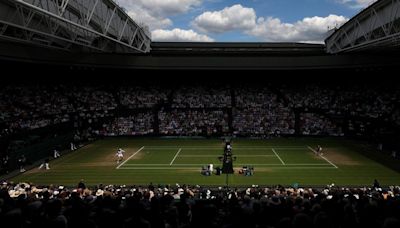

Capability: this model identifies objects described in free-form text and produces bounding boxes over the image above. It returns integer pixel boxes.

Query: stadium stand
[1,181,400,228]
[1,83,398,138]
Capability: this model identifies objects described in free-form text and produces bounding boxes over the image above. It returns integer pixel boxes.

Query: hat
[96,189,104,196]
[9,190,21,198]
[20,182,30,189]
[246,188,251,195]
[31,186,42,193]
[8,190,16,197]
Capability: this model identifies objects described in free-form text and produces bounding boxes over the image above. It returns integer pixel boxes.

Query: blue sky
[116,0,376,42]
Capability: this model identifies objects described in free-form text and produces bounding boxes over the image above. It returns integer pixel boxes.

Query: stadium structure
[1,1,400,227]
[0,0,400,71]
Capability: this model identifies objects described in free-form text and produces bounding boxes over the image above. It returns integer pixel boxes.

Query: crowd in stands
[233,86,295,136]
[1,180,399,228]
[0,86,72,135]
[235,86,278,108]
[171,86,231,108]
[100,114,154,136]
[66,87,117,112]
[0,86,116,136]
[300,113,343,136]
[158,110,229,136]
[1,84,400,138]
[281,84,400,119]
[119,86,168,108]
[233,106,295,136]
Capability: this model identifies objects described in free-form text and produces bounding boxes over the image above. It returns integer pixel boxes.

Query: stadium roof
[150,42,325,56]
[325,0,382,41]
[1,39,399,71]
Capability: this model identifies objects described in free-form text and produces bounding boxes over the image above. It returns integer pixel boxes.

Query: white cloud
[117,0,201,17]
[192,5,348,42]
[115,0,202,30]
[193,4,257,33]
[127,9,172,30]
[336,0,377,8]
[250,14,348,42]
[116,0,211,42]
[136,0,202,16]
[152,28,214,42]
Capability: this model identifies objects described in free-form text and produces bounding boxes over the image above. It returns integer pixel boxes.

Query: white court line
[121,163,331,166]
[179,155,276,157]
[237,148,308,150]
[119,167,203,170]
[230,163,332,166]
[265,148,315,150]
[118,166,337,170]
[307,146,338,169]
[234,146,314,148]
[260,167,337,169]
[116,146,144,169]
[170,148,182,165]
[277,163,332,166]
[272,148,285,165]
[235,155,277,157]
[143,148,219,150]
[143,146,310,150]
[179,155,219,157]
[123,163,278,166]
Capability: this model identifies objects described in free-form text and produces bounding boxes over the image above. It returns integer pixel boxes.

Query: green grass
[11,137,400,187]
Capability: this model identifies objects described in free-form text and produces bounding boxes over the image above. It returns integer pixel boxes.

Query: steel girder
[0,0,151,53]
[325,0,400,53]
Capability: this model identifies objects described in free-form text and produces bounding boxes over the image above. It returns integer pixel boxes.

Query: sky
[114,0,377,43]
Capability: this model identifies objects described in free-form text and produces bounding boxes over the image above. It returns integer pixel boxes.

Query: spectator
[78,179,86,189]
[38,157,50,170]
[53,149,60,158]
[70,142,77,151]
[17,155,26,172]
